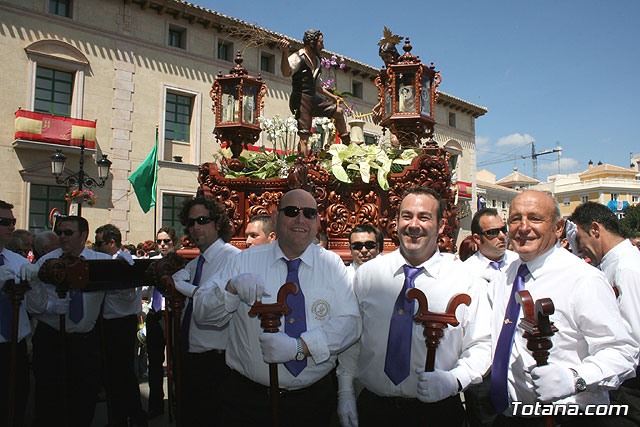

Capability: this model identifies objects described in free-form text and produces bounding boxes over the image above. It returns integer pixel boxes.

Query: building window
[580,195,588,203]
[448,154,458,174]
[162,194,191,241]
[611,193,619,201]
[49,0,71,17]
[491,199,497,208]
[352,80,363,99]
[168,26,185,49]
[34,66,74,117]
[260,53,275,74]
[448,112,456,128]
[165,93,192,142]
[218,41,233,61]
[29,184,67,233]
[632,195,639,203]
[501,200,507,209]
[563,197,570,206]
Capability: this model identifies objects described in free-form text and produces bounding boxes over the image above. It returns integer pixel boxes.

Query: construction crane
[478,142,562,179]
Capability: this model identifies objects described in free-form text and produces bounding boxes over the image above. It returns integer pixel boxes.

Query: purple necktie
[490,263,530,413]
[69,289,83,323]
[283,258,307,376]
[384,265,424,385]
[489,261,501,271]
[0,254,13,340]
[180,255,205,353]
[152,289,163,312]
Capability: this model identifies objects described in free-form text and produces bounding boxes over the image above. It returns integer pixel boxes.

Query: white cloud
[475,136,490,147]
[539,157,580,171]
[496,133,535,147]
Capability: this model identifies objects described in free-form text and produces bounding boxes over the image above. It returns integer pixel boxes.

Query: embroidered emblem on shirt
[312,300,330,319]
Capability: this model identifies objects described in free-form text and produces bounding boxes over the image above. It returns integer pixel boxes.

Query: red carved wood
[407,288,471,372]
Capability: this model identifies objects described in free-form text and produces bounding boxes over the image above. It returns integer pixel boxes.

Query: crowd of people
[0,187,639,427]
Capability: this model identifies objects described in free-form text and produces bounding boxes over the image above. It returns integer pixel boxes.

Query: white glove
[19,263,40,282]
[115,250,135,266]
[46,298,69,315]
[531,364,575,402]
[565,220,579,255]
[259,331,297,363]
[416,369,459,403]
[337,375,359,427]
[174,279,197,298]
[0,265,16,284]
[227,273,270,305]
[172,268,191,283]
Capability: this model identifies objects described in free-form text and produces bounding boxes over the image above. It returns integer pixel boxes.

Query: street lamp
[50,136,112,216]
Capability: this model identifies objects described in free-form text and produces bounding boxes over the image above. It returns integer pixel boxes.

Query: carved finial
[403,38,412,54]
[217,69,223,78]
[235,50,243,67]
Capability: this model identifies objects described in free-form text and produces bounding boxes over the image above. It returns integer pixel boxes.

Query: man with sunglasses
[20,215,112,427]
[0,200,35,426]
[346,224,383,282]
[167,197,240,426]
[463,208,519,427]
[94,224,147,426]
[192,189,360,426]
[337,187,491,427]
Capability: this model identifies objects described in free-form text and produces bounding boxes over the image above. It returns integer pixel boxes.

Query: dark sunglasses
[0,217,16,227]
[54,229,76,236]
[279,206,318,219]
[480,226,508,237]
[186,216,213,228]
[156,239,172,244]
[350,241,377,251]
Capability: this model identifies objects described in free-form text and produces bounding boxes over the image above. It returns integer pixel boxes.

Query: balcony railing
[14,109,96,149]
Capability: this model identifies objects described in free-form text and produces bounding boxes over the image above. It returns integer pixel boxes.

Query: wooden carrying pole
[248,282,298,427]
[406,289,471,372]
[515,290,558,427]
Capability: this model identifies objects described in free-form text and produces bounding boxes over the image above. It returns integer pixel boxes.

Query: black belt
[228,368,331,399]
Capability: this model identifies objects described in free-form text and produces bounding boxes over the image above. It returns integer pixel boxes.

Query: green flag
[128,138,158,213]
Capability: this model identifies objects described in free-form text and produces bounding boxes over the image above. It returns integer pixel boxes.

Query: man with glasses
[245,214,276,248]
[192,189,360,426]
[463,208,518,427]
[337,187,491,426]
[145,225,178,419]
[167,197,240,426]
[346,224,383,282]
[94,224,147,426]
[20,215,112,427]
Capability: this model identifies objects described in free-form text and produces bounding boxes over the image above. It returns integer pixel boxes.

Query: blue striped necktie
[180,255,205,353]
[283,258,307,376]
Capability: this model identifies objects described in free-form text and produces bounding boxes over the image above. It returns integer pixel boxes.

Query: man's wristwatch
[569,368,587,393]
[295,338,306,361]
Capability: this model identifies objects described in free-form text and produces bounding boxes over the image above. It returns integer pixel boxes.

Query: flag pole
[153,126,158,237]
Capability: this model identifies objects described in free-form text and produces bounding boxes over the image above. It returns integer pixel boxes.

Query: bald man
[489,191,637,426]
[192,189,360,426]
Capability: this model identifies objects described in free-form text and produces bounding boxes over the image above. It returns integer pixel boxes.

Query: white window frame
[563,197,570,206]
[160,84,201,164]
[632,194,639,203]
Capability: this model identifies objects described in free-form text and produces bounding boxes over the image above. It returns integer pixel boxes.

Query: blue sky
[200,0,639,181]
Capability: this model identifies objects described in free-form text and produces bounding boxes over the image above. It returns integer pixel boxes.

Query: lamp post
[50,136,112,216]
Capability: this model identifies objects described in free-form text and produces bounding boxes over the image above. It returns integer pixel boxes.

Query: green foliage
[224,149,299,180]
[620,204,640,238]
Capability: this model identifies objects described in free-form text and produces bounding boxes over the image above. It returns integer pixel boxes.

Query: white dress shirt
[0,248,32,343]
[338,248,492,398]
[31,248,111,333]
[103,249,142,319]
[192,240,360,390]
[600,239,640,348]
[182,238,240,353]
[489,245,638,412]
[464,249,519,275]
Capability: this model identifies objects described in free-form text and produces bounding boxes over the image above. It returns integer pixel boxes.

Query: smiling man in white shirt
[337,186,492,427]
[489,191,638,426]
[192,189,360,426]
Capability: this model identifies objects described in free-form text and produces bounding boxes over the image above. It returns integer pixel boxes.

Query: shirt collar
[272,240,315,268]
[391,247,443,279]
[518,244,557,280]
[200,238,225,262]
[474,250,506,269]
[601,239,632,271]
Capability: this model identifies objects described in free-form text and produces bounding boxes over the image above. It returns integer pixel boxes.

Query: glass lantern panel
[395,72,416,113]
[242,85,259,124]
[221,84,239,122]
[420,75,431,115]
[384,83,392,120]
